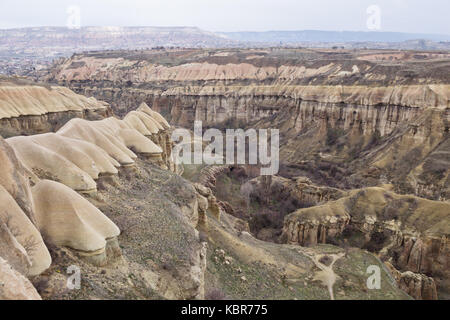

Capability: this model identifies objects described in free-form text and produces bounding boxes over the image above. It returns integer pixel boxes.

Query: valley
[0,47,448,301]
[42,48,448,300]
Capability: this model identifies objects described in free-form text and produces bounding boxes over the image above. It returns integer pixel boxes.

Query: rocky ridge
[0,92,200,299]
[0,78,111,137]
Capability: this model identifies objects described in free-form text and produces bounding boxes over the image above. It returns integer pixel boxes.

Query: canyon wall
[44,50,449,201]
[0,76,415,300]
[46,51,449,138]
[0,81,112,137]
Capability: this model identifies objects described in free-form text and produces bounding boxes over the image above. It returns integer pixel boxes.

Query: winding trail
[304,251,345,300]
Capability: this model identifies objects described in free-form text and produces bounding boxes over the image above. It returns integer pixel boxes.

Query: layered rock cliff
[0,74,416,300]
[0,78,112,137]
[43,49,450,200]
[24,48,450,299]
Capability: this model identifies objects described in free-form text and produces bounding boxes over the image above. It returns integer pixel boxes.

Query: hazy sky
[0,0,449,34]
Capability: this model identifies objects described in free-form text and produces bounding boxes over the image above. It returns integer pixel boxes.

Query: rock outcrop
[0,133,123,278]
[282,186,449,299]
[0,138,51,277]
[0,80,111,137]
[48,50,449,86]
[0,185,51,276]
[0,257,41,300]
[385,262,438,300]
[194,182,223,225]
[32,180,120,264]
[6,106,174,194]
[198,165,231,190]
[0,97,205,300]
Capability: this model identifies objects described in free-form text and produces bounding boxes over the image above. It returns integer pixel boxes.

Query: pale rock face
[141,112,165,131]
[123,112,154,136]
[7,135,97,192]
[48,53,447,88]
[0,137,52,276]
[160,84,449,110]
[0,221,32,275]
[0,257,41,300]
[0,83,111,136]
[31,133,119,177]
[0,138,36,223]
[0,85,109,120]
[58,116,164,167]
[0,98,183,297]
[0,185,51,276]
[96,117,163,155]
[5,119,170,193]
[2,101,173,199]
[137,103,170,129]
[58,118,136,166]
[32,179,120,254]
[30,133,102,179]
[149,85,448,131]
[124,110,162,135]
[115,128,162,155]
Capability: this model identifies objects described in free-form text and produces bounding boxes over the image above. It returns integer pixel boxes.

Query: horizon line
[0,25,449,37]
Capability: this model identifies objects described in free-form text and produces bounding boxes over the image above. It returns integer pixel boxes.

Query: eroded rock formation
[0,134,124,285]
[282,186,449,299]
[0,257,41,300]
[0,89,194,299]
[5,106,173,194]
[43,49,450,200]
[0,79,111,137]
[385,262,438,300]
[2,48,449,300]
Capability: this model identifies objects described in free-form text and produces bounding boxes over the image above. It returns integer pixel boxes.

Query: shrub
[367,129,382,147]
[326,127,345,146]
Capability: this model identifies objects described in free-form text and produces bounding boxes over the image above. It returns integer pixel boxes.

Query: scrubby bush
[326,127,345,146]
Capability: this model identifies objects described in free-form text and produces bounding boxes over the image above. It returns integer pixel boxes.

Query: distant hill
[0,26,237,75]
[1,27,449,77]
[0,26,235,51]
[219,30,450,43]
